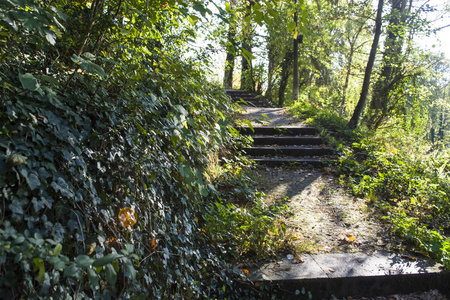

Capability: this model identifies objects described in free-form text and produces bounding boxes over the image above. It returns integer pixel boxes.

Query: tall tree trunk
[278,50,294,107]
[365,0,408,130]
[223,1,237,89]
[348,0,384,129]
[240,0,255,91]
[292,0,299,102]
[266,43,276,102]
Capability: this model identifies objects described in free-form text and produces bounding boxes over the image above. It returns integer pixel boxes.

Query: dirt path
[239,104,394,254]
[254,168,394,254]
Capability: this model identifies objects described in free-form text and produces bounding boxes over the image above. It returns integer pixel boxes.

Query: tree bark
[223,1,237,89]
[292,0,299,102]
[265,43,276,101]
[278,50,294,107]
[240,0,255,91]
[365,0,408,130]
[348,0,384,129]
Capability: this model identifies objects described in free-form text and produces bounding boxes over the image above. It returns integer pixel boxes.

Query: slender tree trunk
[340,43,353,115]
[348,0,384,129]
[266,44,276,101]
[366,0,407,129]
[292,0,299,102]
[240,0,255,91]
[278,50,294,107]
[223,1,237,89]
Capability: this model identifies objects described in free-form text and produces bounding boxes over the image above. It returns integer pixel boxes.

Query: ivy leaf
[105,263,117,286]
[32,197,45,212]
[92,253,123,267]
[75,255,94,268]
[63,263,80,278]
[26,170,41,190]
[9,199,25,215]
[51,176,73,197]
[19,73,39,91]
[87,268,99,288]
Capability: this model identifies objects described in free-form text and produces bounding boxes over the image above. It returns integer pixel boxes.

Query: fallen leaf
[240,269,249,275]
[87,243,96,255]
[294,256,304,264]
[118,207,137,227]
[344,234,356,243]
[150,236,157,253]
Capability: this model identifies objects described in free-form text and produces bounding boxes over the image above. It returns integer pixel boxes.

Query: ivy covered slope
[0,0,235,298]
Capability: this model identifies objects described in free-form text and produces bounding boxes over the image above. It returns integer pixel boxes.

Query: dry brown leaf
[344,234,356,243]
[150,236,157,253]
[294,256,305,264]
[87,242,96,255]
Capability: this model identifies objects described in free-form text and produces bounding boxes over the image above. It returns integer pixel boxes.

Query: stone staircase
[226,90,334,167]
[225,89,273,107]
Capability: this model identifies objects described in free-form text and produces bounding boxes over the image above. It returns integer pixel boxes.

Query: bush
[0,0,245,298]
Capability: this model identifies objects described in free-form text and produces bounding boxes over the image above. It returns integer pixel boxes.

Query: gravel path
[254,168,394,254]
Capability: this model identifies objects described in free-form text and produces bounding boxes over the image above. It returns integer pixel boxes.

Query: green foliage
[336,135,450,268]
[0,0,253,298]
[289,101,362,145]
[203,156,291,260]
[204,199,289,259]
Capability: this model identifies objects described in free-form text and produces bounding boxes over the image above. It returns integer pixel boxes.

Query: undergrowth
[204,155,291,262]
[289,101,450,269]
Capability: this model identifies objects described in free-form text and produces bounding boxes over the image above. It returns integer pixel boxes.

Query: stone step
[237,126,317,136]
[230,96,264,100]
[226,90,273,107]
[225,89,254,95]
[243,252,450,299]
[237,100,267,106]
[251,157,331,167]
[235,99,272,108]
[244,146,333,157]
[252,136,323,146]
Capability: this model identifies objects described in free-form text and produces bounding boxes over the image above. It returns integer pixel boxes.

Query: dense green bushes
[337,137,450,268]
[0,0,254,298]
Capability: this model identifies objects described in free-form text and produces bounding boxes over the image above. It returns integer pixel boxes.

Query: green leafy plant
[0,0,249,298]
[204,198,290,260]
